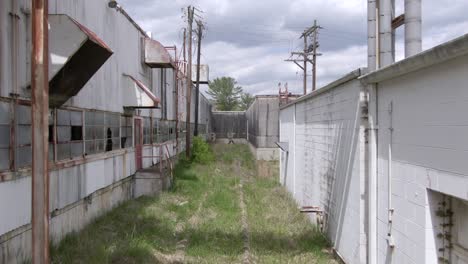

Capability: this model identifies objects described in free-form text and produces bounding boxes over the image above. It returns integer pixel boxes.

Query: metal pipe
[405,0,422,57]
[387,101,395,249]
[367,1,379,263]
[379,0,394,67]
[368,0,377,71]
[31,0,50,263]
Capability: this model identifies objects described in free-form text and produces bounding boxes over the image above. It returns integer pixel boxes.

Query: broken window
[121,116,133,148]
[57,109,84,160]
[84,111,105,155]
[15,104,32,168]
[105,113,120,151]
[152,118,159,143]
[143,117,151,144]
[169,121,176,140]
[0,101,10,171]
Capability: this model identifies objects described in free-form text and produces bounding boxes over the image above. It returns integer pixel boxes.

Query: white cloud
[119,0,468,97]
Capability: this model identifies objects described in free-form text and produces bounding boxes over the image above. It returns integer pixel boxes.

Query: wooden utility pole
[194,20,203,136]
[285,20,321,94]
[31,0,50,263]
[185,6,194,158]
[312,20,318,92]
[303,34,307,95]
[183,28,186,74]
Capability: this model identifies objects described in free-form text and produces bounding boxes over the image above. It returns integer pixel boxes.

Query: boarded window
[57,109,84,160]
[0,101,10,170]
[121,116,133,148]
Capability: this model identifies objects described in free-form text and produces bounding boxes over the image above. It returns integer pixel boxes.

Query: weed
[51,144,335,264]
[191,136,215,164]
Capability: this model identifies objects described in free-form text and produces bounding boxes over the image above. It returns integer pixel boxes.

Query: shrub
[191,136,214,164]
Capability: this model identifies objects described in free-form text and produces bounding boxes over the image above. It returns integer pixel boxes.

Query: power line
[285,20,321,95]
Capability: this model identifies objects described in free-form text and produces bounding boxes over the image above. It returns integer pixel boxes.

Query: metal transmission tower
[285,20,322,94]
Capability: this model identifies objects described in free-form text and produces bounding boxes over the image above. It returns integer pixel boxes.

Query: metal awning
[48,15,113,107]
[144,38,175,68]
[123,75,160,109]
[192,64,210,84]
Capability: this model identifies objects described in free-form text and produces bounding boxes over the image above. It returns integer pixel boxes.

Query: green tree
[207,77,243,111]
[238,93,255,111]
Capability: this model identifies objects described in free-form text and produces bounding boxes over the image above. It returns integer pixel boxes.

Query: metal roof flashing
[360,33,468,84]
[280,68,365,110]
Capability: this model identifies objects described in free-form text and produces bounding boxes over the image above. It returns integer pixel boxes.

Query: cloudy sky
[119,0,468,96]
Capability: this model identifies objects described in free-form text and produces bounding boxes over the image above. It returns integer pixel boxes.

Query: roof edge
[360,33,468,84]
[280,68,365,110]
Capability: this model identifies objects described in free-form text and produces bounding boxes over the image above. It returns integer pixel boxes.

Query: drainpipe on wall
[31,0,50,263]
[367,0,380,263]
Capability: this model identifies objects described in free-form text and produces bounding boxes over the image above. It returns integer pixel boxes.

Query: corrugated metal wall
[0,1,212,261]
[211,111,246,139]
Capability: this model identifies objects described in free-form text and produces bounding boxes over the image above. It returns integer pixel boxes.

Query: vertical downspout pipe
[405,0,422,57]
[31,0,50,263]
[367,1,379,264]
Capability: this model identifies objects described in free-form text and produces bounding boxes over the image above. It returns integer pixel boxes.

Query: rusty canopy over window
[48,15,113,107]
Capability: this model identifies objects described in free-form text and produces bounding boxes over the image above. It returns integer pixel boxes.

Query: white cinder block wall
[280,69,367,264]
[280,35,468,264]
[374,52,468,264]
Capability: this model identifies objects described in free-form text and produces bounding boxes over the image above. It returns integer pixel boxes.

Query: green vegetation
[191,136,215,164]
[207,77,254,111]
[51,144,336,264]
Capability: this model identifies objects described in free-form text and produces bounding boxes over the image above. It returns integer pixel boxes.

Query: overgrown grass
[51,143,335,264]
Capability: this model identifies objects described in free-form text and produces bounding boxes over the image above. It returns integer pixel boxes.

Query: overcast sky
[119,0,468,96]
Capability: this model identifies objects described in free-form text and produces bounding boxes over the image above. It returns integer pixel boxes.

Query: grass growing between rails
[51,143,336,264]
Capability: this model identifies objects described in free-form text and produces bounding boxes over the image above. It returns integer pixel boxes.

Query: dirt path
[236,161,252,264]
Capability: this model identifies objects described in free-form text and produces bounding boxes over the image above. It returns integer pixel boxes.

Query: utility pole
[303,35,307,95]
[183,28,186,74]
[31,0,50,263]
[185,6,194,159]
[285,20,321,94]
[312,20,319,92]
[194,20,204,136]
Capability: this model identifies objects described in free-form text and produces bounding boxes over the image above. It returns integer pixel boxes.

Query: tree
[238,93,255,111]
[207,77,243,111]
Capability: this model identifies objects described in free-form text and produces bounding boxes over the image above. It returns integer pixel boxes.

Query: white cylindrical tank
[368,0,377,72]
[405,0,422,57]
[379,0,394,67]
